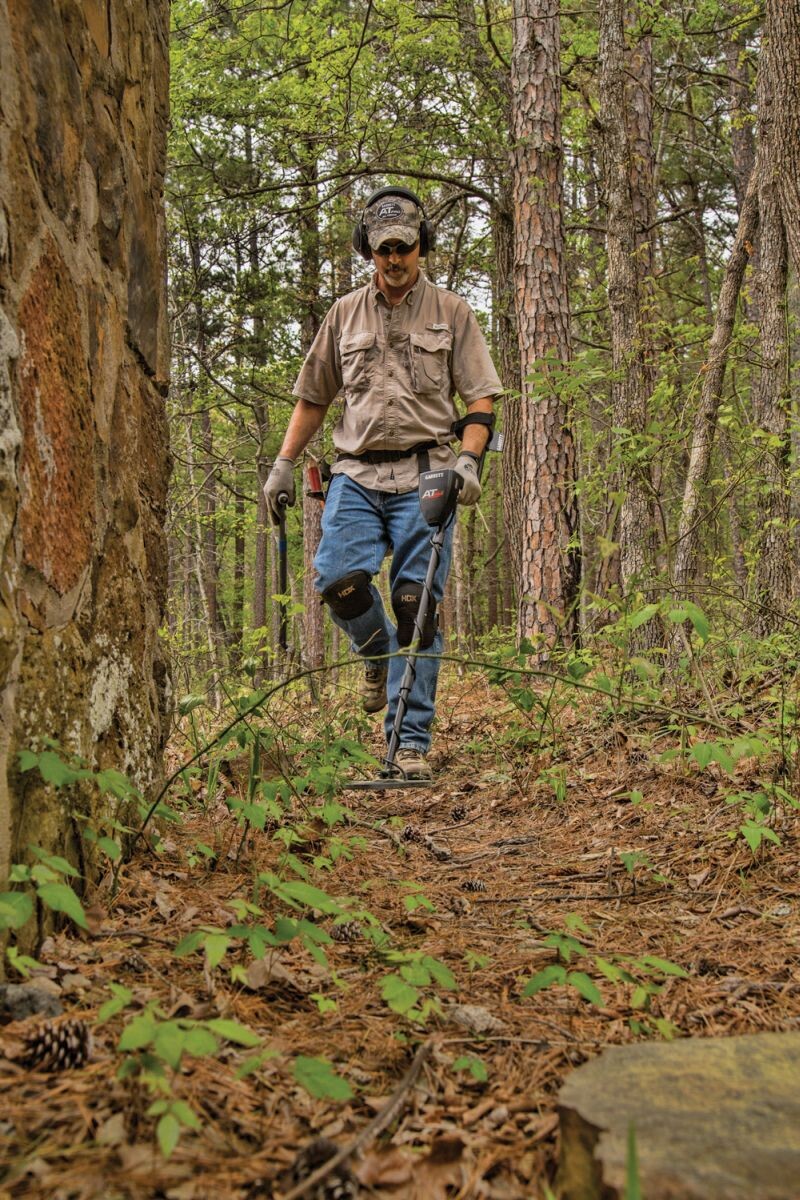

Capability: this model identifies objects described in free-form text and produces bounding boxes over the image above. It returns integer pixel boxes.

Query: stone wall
[0,0,171,886]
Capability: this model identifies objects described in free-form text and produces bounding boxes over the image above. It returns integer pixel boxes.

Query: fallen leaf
[687,866,711,890]
[245,956,302,992]
[356,1147,414,1187]
[447,1003,506,1035]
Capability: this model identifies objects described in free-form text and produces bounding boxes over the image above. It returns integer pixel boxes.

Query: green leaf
[235,1049,280,1079]
[174,930,205,957]
[0,891,34,931]
[178,694,206,716]
[400,961,432,986]
[36,882,88,929]
[380,973,421,1015]
[423,956,457,990]
[203,934,231,970]
[29,846,81,877]
[637,956,688,978]
[171,1100,202,1130]
[594,956,623,984]
[98,983,134,1023]
[453,1054,488,1082]
[683,602,710,644]
[293,1055,353,1101]
[97,837,122,861]
[156,1112,181,1158]
[690,742,714,769]
[153,1022,187,1069]
[119,1013,157,1051]
[205,1019,261,1047]
[28,751,83,787]
[6,946,43,977]
[94,768,137,798]
[522,964,566,996]
[567,971,604,1005]
[276,880,343,915]
[183,1027,219,1057]
[628,603,660,630]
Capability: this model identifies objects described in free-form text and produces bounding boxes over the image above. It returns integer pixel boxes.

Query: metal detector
[346,427,503,792]
[276,492,289,653]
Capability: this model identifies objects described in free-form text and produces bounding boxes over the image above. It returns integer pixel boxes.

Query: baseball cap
[364,194,421,251]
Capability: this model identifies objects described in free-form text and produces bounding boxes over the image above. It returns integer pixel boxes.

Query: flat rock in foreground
[557,1031,800,1199]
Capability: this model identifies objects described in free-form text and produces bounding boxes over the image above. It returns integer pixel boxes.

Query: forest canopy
[165,0,797,690]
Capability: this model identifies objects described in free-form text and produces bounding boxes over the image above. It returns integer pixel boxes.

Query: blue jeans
[313,474,454,753]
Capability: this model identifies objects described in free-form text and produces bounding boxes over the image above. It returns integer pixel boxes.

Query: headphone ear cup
[352,221,373,262]
[419,220,435,256]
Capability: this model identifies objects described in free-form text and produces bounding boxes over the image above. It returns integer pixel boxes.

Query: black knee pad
[392,582,437,648]
[321,570,374,620]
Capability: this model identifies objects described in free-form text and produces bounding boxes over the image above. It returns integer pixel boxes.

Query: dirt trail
[2,670,799,1198]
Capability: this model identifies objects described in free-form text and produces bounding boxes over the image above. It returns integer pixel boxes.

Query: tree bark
[509,0,580,649]
[298,159,324,679]
[673,166,759,590]
[598,0,660,624]
[765,0,800,276]
[751,26,792,633]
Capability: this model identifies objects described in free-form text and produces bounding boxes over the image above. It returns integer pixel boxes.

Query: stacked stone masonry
[0,0,171,891]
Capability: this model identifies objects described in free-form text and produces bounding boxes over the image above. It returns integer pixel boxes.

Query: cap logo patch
[376,200,404,220]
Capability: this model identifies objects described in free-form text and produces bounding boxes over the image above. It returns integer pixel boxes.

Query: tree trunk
[509,0,580,650]
[751,28,792,633]
[765,0,800,276]
[298,161,324,680]
[673,166,759,590]
[598,0,659,629]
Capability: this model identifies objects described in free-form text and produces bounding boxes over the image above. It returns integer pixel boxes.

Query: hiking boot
[396,746,433,780]
[362,662,388,713]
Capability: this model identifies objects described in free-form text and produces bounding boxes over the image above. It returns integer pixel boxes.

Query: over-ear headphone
[352,185,436,262]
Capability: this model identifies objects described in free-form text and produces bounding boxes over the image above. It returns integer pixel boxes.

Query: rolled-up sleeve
[450,306,503,404]
[291,307,342,406]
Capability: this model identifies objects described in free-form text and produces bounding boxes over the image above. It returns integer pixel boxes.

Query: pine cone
[461,879,487,893]
[21,1017,93,1071]
[330,921,361,943]
[285,1138,358,1198]
[450,804,468,821]
[402,824,424,843]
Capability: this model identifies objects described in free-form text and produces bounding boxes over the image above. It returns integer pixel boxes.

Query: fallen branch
[279,1038,434,1200]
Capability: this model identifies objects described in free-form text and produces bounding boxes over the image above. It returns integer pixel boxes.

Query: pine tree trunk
[509,0,580,649]
[598,0,660,629]
[751,29,792,633]
[298,158,324,681]
[765,0,800,276]
[232,486,245,669]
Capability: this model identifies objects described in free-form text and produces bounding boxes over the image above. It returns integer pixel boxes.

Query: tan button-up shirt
[291,271,502,491]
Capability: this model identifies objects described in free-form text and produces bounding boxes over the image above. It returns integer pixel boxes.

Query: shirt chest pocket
[339,331,377,394]
[409,329,452,396]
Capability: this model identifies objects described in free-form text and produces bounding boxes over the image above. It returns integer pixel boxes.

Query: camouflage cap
[364,194,421,250]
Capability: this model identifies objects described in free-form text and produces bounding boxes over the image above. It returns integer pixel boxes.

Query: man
[264,185,502,779]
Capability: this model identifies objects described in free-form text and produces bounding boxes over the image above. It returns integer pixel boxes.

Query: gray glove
[454,452,481,505]
[264,456,296,523]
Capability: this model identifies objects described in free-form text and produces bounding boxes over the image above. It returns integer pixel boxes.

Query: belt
[335,439,442,465]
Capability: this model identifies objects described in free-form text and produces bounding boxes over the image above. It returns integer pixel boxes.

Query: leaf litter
[1,667,799,1197]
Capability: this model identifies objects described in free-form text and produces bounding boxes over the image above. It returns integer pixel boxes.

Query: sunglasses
[374,240,419,257]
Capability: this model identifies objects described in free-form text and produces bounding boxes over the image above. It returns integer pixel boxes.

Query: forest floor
[2,664,800,1199]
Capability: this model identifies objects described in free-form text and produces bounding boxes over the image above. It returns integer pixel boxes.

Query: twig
[279,1038,434,1200]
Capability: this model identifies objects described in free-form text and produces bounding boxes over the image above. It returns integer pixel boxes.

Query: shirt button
[388,399,394,406]
[388,369,394,377]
